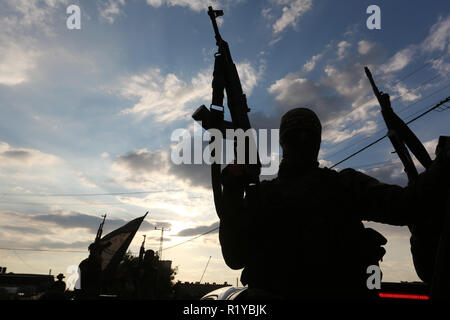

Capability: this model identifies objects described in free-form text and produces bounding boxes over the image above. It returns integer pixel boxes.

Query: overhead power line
[404,96,450,125]
[325,83,450,160]
[11,250,40,272]
[322,79,448,160]
[0,189,182,198]
[0,226,221,254]
[162,226,219,252]
[330,96,450,169]
[324,51,449,127]
[331,73,443,134]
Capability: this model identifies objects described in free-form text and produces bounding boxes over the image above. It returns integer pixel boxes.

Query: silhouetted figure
[78,241,110,300]
[39,273,67,300]
[53,273,66,293]
[139,249,158,299]
[220,107,450,299]
[134,236,146,299]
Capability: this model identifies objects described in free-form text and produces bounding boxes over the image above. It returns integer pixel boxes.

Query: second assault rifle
[365,67,450,299]
[192,7,261,217]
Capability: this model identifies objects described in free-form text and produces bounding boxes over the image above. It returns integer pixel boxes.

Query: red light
[379,292,430,300]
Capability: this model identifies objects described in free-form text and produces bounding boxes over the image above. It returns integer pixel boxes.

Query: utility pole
[200,256,212,284]
[155,226,170,260]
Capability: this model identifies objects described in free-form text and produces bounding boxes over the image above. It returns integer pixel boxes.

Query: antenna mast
[155,226,170,260]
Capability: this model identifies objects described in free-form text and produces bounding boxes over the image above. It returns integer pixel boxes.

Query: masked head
[279,108,322,164]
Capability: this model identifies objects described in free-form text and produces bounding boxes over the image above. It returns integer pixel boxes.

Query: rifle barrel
[208,6,223,43]
[364,67,382,100]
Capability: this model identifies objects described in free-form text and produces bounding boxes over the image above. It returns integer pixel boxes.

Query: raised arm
[339,151,450,225]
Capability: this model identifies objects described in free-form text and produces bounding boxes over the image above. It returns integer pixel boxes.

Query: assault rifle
[365,66,450,299]
[365,67,433,181]
[95,214,107,243]
[192,6,261,216]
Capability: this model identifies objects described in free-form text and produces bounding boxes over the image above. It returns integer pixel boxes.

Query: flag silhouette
[99,212,148,280]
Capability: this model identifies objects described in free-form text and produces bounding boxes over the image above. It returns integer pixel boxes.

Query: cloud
[263,14,444,155]
[77,172,98,189]
[337,41,351,60]
[430,56,450,76]
[322,63,371,102]
[118,68,210,122]
[1,209,162,235]
[358,40,375,55]
[119,62,262,122]
[113,147,212,189]
[322,120,377,144]
[99,0,127,24]
[146,0,220,12]
[381,47,416,74]
[412,138,438,169]
[261,7,274,20]
[267,53,379,131]
[0,225,52,235]
[111,149,170,190]
[236,62,265,95]
[268,76,346,122]
[0,40,39,86]
[31,211,150,234]
[35,239,93,250]
[422,15,450,53]
[0,0,79,86]
[0,0,69,34]
[176,221,219,237]
[115,149,168,174]
[360,162,407,187]
[271,0,313,35]
[302,53,323,73]
[380,15,450,75]
[112,147,209,190]
[0,141,60,167]
[266,37,387,147]
[168,161,211,190]
[393,83,422,102]
[0,236,92,251]
[423,138,439,156]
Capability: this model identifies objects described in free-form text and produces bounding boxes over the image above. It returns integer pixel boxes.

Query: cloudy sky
[0,0,449,287]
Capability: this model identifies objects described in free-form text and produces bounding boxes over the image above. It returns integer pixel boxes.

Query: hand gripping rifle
[365,67,450,298]
[192,7,261,217]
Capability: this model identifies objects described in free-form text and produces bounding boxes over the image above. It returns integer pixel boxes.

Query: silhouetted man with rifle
[78,214,111,299]
[193,7,450,299]
[140,249,158,299]
[221,107,450,299]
